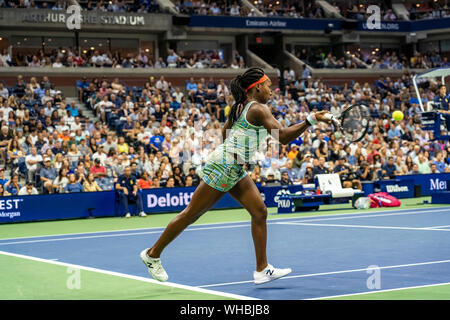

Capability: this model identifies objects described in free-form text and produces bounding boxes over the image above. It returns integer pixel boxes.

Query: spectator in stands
[65,173,84,193]
[416,154,432,174]
[90,157,107,184]
[25,146,42,183]
[53,168,69,193]
[313,157,330,177]
[40,157,58,193]
[381,156,398,179]
[187,167,200,186]
[116,166,146,218]
[280,171,293,186]
[83,172,102,192]
[138,171,152,189]
[433,152,446,173]
[0,125,13,166]
[18,181,39,195]
[0,183,11,196]
[4,174,20,195]
[0,168,8,186]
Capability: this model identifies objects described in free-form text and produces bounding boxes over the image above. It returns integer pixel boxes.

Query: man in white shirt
[19,182,39,195]
[71,116,83,131]
[172,87,184,103]
[229,3,240,16]
[156,76,169,91]
[25,147,43,183]
[92,145,107,166]
[44,101,54,117]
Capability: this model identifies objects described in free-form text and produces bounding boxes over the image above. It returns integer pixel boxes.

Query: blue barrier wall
[0,191,116,223]
[395,173,450,196]
[1,173,448,223]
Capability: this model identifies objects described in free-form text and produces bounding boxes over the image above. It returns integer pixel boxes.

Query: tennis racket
[325,103,371,143]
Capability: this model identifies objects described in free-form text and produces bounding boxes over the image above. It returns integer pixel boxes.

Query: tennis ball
[392,110,404,122]
[224,105,231,116]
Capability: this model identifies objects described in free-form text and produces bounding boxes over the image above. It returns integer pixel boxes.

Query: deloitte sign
[147,191,194,210]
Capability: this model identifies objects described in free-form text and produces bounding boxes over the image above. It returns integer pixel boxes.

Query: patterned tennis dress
[201,101,268,192]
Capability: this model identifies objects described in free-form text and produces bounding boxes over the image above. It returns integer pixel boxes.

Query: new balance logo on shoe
[266,269,274,276]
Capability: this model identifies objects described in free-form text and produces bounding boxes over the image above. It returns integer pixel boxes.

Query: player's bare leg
[229,175,292,284]
[140,181,225,281]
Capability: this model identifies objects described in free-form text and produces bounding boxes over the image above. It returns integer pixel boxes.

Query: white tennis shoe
[253,264,292,285]
[140,248,168,282]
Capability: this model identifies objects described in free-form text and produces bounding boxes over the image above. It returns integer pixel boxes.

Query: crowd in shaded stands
[363,50,450,70]
[0,0,160,13]
[406,0,450,20]
[296,48,367,69]
[0,47,246,69]
[295,47,449,70]
[2,0,450,21]
[0,67,449,196]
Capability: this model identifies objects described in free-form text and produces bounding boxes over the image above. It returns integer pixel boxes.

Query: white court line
[1,206,448,242]
[0,250,258,300]
[309,281,450,300]
[198,259,450,288]
[280,208,450,224]
[421,225,450,230]
[0,224,251,246]
[276,221,450,232]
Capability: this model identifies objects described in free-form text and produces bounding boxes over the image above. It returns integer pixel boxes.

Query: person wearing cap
[40,157,58,193]
[92,144,107,166]
[90,158,107,181]
[19,181,39,195]
[187,167,200,186]
[116,166,146,218]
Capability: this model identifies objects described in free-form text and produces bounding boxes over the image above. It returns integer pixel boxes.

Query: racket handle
[324,113,340,127]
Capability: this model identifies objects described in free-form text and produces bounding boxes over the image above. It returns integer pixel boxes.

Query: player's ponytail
[229,67,265,127]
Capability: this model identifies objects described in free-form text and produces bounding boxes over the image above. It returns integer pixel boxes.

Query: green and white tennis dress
[201,101,268,192]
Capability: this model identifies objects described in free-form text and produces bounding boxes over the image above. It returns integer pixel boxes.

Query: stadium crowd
[0,47,246,69]
[0,0,160,13]
[295,47,449,70]
[0,64,449,197]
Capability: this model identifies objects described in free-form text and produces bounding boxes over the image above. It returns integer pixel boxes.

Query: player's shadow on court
[254,283,294,290]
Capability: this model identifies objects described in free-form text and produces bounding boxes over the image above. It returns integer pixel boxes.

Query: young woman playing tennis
[140,67,332,284]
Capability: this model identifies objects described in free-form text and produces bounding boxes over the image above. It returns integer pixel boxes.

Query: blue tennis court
[2,206,450,300]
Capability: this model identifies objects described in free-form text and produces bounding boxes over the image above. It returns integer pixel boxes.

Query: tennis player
[141,67,332,284]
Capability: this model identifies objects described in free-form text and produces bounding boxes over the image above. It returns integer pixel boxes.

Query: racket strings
[340,105,370,142]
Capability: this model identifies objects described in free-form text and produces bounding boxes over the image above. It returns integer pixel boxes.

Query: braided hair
[228,67,265,127]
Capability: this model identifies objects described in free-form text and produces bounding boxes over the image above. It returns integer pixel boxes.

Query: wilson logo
[386,185,409,193]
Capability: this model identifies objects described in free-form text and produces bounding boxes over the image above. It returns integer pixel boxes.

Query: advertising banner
[0,191,116,223]
[376,179,415,199]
